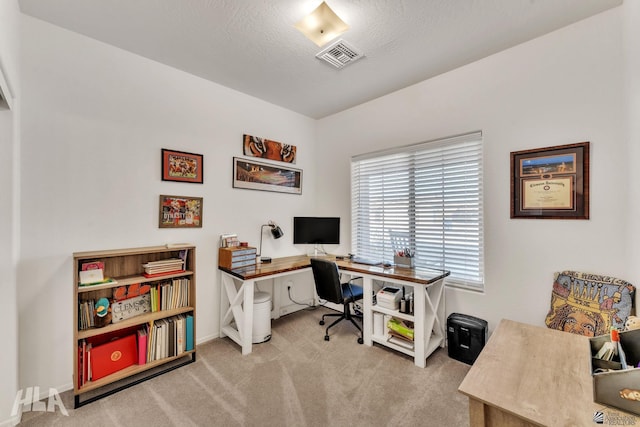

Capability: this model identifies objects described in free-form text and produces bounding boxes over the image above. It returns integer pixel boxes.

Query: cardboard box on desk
[589,328,640,416]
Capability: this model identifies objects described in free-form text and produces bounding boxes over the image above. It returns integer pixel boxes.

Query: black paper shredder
[447,313,488,365]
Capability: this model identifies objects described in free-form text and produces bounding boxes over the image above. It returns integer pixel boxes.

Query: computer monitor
[293,217,340,245]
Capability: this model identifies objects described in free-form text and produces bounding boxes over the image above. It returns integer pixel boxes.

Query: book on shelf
[78,300,94,330]
[168,317,176,358]
[78,277,117,288]
[176,315,185,355]
[185,314,194,351]
[142,258,185,275]
[155,320,164,361]
[142,270,185,278]
[81,261,105,271]
[151,278,190,312]
[85,342,91,385]
[179,249,188,267]
[387,317,414,341]
[78,268,110,285]
[147,321,156,362]
[165,243,191,249]
[78,342,84,387]
[388,335,415,350]
[142,314,191,363]
[137,326,148,365]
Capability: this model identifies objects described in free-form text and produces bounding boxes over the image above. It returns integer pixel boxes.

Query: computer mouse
[382,262,392,268]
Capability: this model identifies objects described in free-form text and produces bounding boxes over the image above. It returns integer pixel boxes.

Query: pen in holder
[394,254,415,268]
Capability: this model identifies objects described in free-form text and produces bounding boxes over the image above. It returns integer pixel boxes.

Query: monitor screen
[293,217,340,245]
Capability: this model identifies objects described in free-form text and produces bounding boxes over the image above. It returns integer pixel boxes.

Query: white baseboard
[0,413,20,427]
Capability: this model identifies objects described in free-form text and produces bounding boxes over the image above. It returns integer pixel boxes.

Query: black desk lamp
[258,221,283,263]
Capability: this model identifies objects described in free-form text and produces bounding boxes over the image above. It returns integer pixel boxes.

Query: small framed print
[162,149,203,184]
[510,142,589,219]
[159,195,203,228]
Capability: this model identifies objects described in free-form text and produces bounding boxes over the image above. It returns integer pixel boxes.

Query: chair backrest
[310,258,343,304]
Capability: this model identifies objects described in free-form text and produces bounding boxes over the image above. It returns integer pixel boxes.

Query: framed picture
[510,141,589,219]
[243,134,297,163]
[159,195,203,228]
[161,149,203,184]
[233,157,302,195]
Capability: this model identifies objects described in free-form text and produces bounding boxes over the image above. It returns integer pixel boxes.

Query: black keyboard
[351,257,382,266]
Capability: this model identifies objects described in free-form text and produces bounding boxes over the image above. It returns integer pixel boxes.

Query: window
[351,131,484,289]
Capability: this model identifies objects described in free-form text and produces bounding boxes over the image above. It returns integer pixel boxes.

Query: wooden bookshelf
[73,244,196,408]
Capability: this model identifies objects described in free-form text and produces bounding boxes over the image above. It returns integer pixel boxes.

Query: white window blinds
[351,131,484,289]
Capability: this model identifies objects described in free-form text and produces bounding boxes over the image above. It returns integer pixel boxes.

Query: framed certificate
[510,142,589,219]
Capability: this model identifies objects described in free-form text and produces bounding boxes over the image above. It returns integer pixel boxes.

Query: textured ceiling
[18,0,622,119]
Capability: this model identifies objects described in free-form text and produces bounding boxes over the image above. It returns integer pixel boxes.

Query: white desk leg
[241,280,255,355]
[413,284,426,368]
[219,273,229,339]
[219,273,255,355]
[362,276,373,346]
[427,278,446,349]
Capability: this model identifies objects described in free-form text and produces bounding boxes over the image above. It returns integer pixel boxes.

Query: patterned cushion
[545,271,635,336]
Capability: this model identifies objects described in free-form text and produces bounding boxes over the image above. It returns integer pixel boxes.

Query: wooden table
[458,319,640,426]
[219,255,449,366]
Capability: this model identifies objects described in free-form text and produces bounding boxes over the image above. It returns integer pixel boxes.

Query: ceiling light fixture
[294,1,349,47]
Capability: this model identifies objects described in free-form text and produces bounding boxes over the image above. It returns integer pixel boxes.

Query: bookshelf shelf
[370,305,414,322]
[77,306,195,340]
[77,350,195,393]
[73,245,197,408]
[77,271,194,293]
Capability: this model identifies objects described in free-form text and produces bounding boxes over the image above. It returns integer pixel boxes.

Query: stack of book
[386,317,415,349]
[142,258,184,277]
[149,278,191,312]
[78,300,96,330]
[147,314,194,362]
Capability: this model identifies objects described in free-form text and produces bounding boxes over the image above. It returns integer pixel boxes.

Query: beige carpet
[19,307,471,426]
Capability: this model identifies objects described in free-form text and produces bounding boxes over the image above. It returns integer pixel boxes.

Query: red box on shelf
[90,334,137,381]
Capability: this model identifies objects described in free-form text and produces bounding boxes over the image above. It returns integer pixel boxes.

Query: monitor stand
[308,244,327,257]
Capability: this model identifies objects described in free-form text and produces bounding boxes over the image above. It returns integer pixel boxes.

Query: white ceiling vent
[315,39,364,69]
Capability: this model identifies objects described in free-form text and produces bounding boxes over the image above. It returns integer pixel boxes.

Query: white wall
[624,0,640,311]
[317,7,628,333]
[0,0,20,424]
[19,15,318,394]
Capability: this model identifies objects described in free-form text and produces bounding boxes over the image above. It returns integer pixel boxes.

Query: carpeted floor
[18,307,471,426]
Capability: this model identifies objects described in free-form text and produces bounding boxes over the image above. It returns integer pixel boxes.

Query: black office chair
[310,258,364,344]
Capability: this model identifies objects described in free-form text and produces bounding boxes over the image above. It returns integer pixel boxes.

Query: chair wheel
[324,335,330,341]
[319,320,325,325]
[358,337,364,344]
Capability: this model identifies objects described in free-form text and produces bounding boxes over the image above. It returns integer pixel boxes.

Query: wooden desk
[219,255,449,367]
[458,319,640,426]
